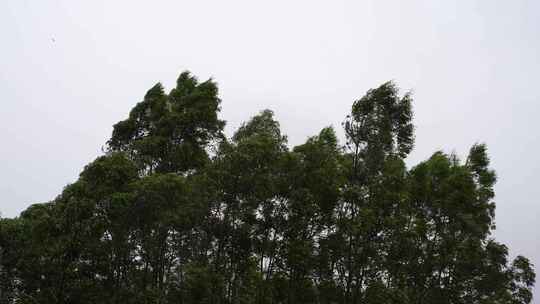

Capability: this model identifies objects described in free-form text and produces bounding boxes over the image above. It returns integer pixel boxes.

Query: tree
[333,81,414,302]
[108,72,225,174]
[1,72,534,304]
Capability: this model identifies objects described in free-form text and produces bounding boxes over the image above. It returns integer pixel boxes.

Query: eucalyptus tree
[0,72,535,304]
[335,81,414,303]
[394,146,535,304]
[108,72,225,174]
[281,127,343,304]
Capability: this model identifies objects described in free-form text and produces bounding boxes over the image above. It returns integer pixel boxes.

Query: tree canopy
[0,72,534,304]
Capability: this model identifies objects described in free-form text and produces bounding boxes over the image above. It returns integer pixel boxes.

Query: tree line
[0,72,535,304]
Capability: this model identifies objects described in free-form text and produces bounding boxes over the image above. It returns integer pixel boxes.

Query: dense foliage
[0,72,535,304]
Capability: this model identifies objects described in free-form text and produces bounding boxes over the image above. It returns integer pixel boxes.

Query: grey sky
[1,0,539,300]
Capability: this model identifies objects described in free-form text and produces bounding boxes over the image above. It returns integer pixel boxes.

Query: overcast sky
[1,0,539,300]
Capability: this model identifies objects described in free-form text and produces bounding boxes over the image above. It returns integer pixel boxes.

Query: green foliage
[108,72,225,174]
[0,72,534,304]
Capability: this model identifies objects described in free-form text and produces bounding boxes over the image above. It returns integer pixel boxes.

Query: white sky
[1,0,539,300]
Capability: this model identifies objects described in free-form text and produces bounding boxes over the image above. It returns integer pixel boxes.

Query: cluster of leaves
[0,72,535,304]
